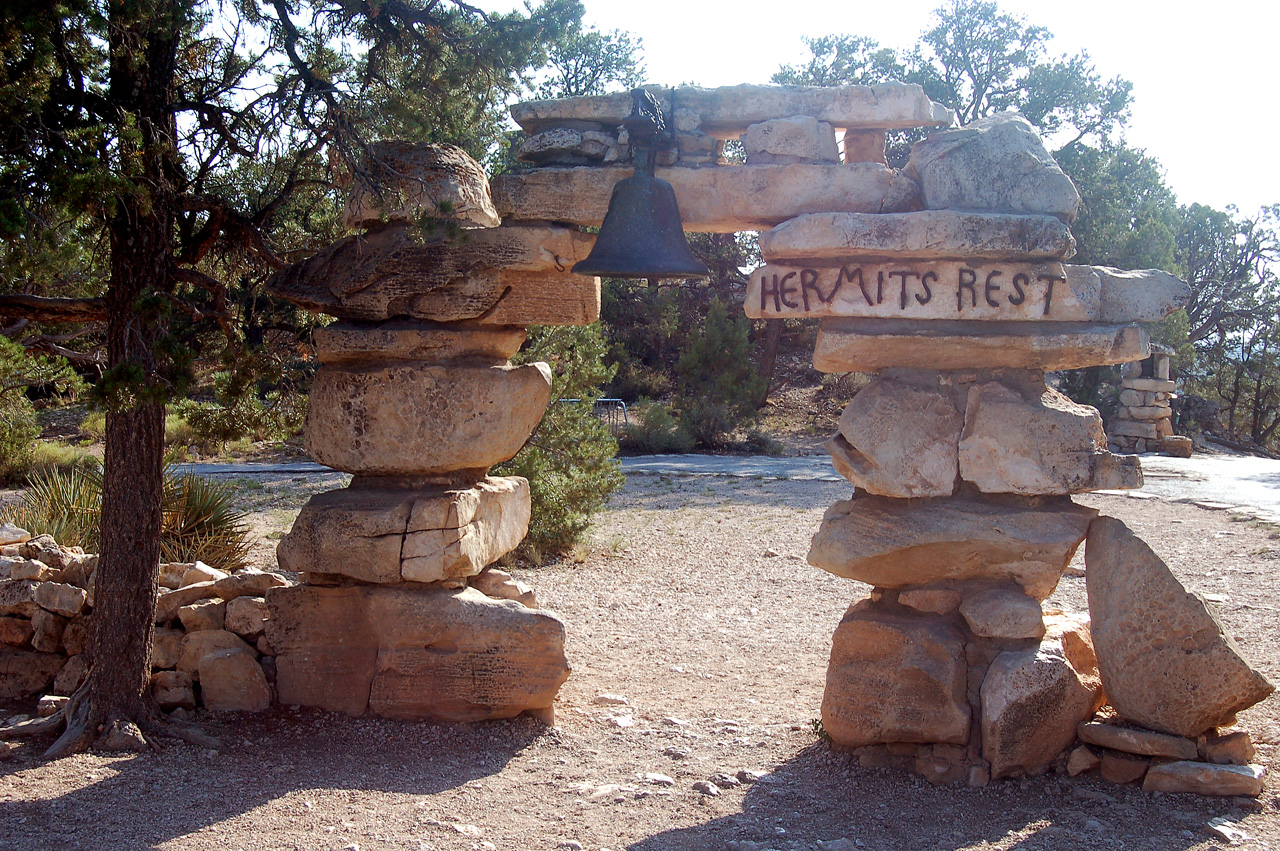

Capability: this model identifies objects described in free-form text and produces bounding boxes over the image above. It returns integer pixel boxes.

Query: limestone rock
[509,83,953,137]
[151,627,185,670]
[0,647,64,698]
[178,599,226,632]
[1076,722,1197,759]
[157,563,188,589]
[60,616,89,656]
[0,615,33,646]
[0,579,40,617]
[959,383,1142,495]
[516,127,617,164]
[267,584,570,721]
[52,653,86,695]
[491,163,920,233]
[1110,420,1158,440]
[1142,761,1266,797]
[177,629,255,677]
[959,588,1044,639]
[269,224,600,325]
[305,361,551,476]
[897,587,961,615]
[980,613,1105,778]
[34,581,86,618]
[198,647,271,712]
[828,376,962,497]
[760,211,1076,263]
[1086,266,1192,323]
[1203,731,1255,765]
[808,494,1095,600]
[743,116,839,164]
[0,523,30,546]
[315,320,527,366]
[1128,377,1175,393]
[1100,751,1149,784]
[30,609,67,653]
[344,141,499,229]
[906,112,1080,221]
[1086,516,1275,737]
[225,596,269,639]
[813,318,1149,373]
[821,601,969,748]
[213,569,287,601]
[278,477,530,584]
[151,670,196,711]
[59,552,96,589]
[470,568,538,608]
[181,562,227,587]
[9,559,58,581]
[155,581,219,623]
[1067,746,1100,776]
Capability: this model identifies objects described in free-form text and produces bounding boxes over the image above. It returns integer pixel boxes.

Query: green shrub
[178,388,307,447]
[743,428,784,456]
[2,462,250,570]
[79,410,106,439]
[0,395,39,484]
[674,300,768,447]
[620,401,695,455]
[28,441,100,478]
[494,325,624,564]
[165,411,196,447]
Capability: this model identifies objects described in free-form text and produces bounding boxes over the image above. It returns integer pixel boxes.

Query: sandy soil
[2,473,1279,851]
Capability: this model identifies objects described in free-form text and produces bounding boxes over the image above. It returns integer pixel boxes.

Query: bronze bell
[572,89,710,280]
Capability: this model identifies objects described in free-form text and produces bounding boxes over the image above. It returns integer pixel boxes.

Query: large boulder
[266,584,570,721]
[980,613,1105,778]
[808,494,1095,600]
[821,601,969,748]
[344,141,499,229]
[0,647,64,698]
[1086,517,1274,737]
[906,112,1080,221]
[198,647,272,712]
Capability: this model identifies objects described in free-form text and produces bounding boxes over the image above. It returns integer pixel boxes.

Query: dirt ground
[2,472,1279,851]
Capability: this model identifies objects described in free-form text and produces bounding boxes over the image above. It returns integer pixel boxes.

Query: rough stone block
[0,615,33,646]
[315,320,527,366]
[0,647,64,698]
[959,588,1044,639]
[343,141,499,229]
[0,580,40,617]
[177,629,255,678]
[1142,761,1266,797]
[30,609,66,653]
[1076,722,1198,759]
[743,116,839,164]
[198,648,272,712]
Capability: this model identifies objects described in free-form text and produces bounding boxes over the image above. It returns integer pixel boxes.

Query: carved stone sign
[744,260,1097,322]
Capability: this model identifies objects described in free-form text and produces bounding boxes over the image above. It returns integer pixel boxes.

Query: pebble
[451,824,482,837]
[663,747,690,759]
[692,780,720,796]
[608,715,635,728]
[557,842,583,850]
[593,694,629,706]
[644,772,675,786]
[736,769,767,783]
[709,772,741,789]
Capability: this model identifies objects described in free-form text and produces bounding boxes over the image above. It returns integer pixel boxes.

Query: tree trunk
[755,318,783,399]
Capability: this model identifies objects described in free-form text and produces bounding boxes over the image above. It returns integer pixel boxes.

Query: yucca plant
[1,462,250,570]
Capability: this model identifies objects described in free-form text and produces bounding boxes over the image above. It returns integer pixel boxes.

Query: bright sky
[501,0,1280,214]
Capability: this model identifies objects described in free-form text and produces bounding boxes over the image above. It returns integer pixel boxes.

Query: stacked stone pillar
[1112,351,1186,455]
[264,142,601,722]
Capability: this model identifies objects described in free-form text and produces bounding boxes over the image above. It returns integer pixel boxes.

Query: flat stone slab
[759,211,1076,262]
[510,82,953,137]
[315,321,526,365]
[808,494,1096,600]
[1142,761,1266,797]
[812,318,1149,372]
[1077,721,1198,759]
[1087,266,1192,323]
[491,163,920,233]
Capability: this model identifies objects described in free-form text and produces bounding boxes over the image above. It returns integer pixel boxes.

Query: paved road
[174,452,1280,521]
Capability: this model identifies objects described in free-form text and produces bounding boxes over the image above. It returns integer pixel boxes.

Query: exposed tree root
[0,712,65,739]
[44,687,95,760]
[140,717,222,750]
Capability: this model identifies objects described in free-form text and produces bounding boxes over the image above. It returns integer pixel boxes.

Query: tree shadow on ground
[615,473,850,512]
[627,742,1232,851]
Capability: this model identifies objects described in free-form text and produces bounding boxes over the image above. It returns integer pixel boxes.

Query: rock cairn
[265,142,583,722]
[1111,350,1189,456]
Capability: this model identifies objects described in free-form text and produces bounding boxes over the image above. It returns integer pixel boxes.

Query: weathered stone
[60,617,90,656]
[813,318,1149,372]
[59,552,96,589]
[315,320,526,366]
[821,601,969,748]
[1100,751,1149,784]
[34,581,86,617]
[1127,377,1176,393]
[1124,404,1171,421]
[198,647,272,712]
[1203,731,1256,765]
[743,116,839,164]
[305,361,551,476]
[980,613,1105,778]
[225,596,269,639]
[745,260,1087,322]
[808,494,1095,600]
[1077,722,1198,759]
[0,580,40,617]
[959,588,1044,639]
[906,112,1080,221]
[1109,420,1158,440]
[155,581,219,623]
[177,629,255,677]
[213,569,287,601]
[959,382,1142,495]
[760,211,1076,263]
[52,653,86,695]
[267,584,570,721]
[897,587,961,615]
[509,83,953,137]
[151,627,184,670]
[278,477,530,584]
[9,559,59,582]
[269,224,600,325]
[516,127,618,164]
[1084,266,1192,323]
[491,163,920,233]
[37,694,67,717]
[344,141,499,229]
[30,609,66,653]
[1067,746,1100,776]
[1142,761,1266,797]
[843,129,887,164]
[0,523,29,546]
[180,562,227,587]
[1086,516,1275,737]
[470,568,538,608]
[1118,389,1143,406]
[151,670,196,711]
[0,647,63,698]
[178,599,226,632]
[157,563,188,590]
[0,615,33,646]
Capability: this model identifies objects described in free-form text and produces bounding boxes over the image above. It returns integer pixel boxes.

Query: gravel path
[1,474,1278,850]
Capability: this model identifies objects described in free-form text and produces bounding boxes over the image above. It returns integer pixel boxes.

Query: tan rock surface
[1086,265,1192,323]
[1142,761,1266,796]
[1076,721,1198,759]
[225,596,269,639]
[743,116,839,164]
[0,579,40,617]
[491,163,920,233]
[177,599,226,632]
[896,587,961,615]
[980,613,1105,778]
[305,362,551,476]
[0,647,64,698]
[1203,730,1256,765]
[1086,516,1275,737]
[151,670,196,711]
[344,141,499,229]
[959,588,1044,639]
[315,320,527,365]
[828,376,962,497]
[760,211,1075,262]
[1100,751,1149,784]
[155,581,219,624]
[177,629,255,677]
[198,647,272,712]
[0,522,29,546]
[213,569,287,601]
[151,627,184,670]
[813,318,1149,372]
[808,494,1096,600]
[51,652,85,695]
[0,615,33,646]
[821,601,969,748]
[30,609,66,653]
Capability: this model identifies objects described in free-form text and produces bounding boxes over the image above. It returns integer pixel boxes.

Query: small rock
[151,627,184,669]
[644,772,675,786]
[30,609,67,653]
[663,747,690,759]
[157,563,189,590]
[151,670,196,711]
[1066,746,1100,776]
[1077,721,1198,759]
[0,615,34,646]
[0,523,30,546]
[181,562,228,587]
[709,772,741,789]
[967,764,990,787]
[99,718,148,751]
[960,587,1045,639]
[763,548,780,558]
[451,823,482,837]
[557,842,583,850]
[9,559,59,582]
[736,769,767,783]
[0,740,12,760]
[178,599,226,632]
[37,694,68,717]
[1142,761,1266,797]
[34,582,86,618]
[224,596,268,638]
[52,654,87,695]
[593,694,629,706]
[691,780,720,796]
[212,569,287,601]
[1203,730,1256,765]
[1099,751,1149,784]
[1205,817,1250,845]
[608,714,634,728]
[197,647,271,712]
